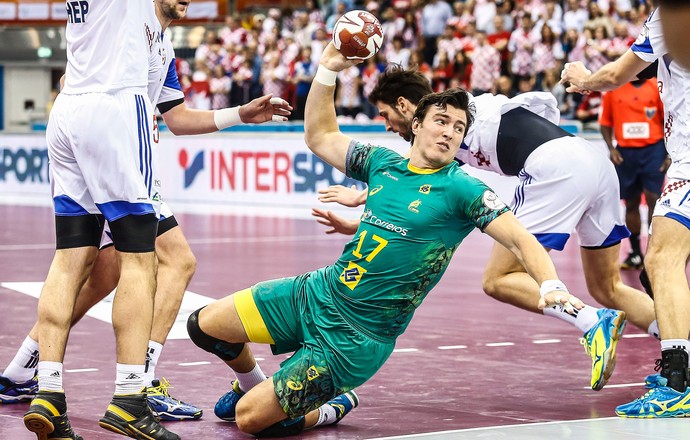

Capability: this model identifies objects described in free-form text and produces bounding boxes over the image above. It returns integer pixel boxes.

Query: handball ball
[332,10,384,60]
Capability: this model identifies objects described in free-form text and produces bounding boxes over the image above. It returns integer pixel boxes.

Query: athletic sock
[314,403,338,427]
[143,340,163,388]
[629,234,641,255]
[542,302,581,327]
[115,364,146,395]
[648,320,660,340]
[661,339,689,355]
[573,305,601,334]
[3,336,39,382]
[37,361,63,392]
[235,363,267,393]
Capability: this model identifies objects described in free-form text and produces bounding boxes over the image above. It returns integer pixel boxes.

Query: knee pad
[157,215,178,237]
[187,308,245,361]
[255,417,305,437]
[108,213,158,253]
[55,214,105,249]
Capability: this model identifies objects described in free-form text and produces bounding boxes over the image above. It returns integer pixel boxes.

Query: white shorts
[511,137,629,250]
[100,201,174,248]
[47,92,160,221]
[653,175,690,231]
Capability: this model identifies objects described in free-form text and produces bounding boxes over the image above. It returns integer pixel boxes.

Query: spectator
[563,0,588,33]
[261,53,290,101]
[575,91,603,128]
[386,36,411,69]
[361,58,383,119]
[292,47,316,120]
[488,14,512,75]
[508,14,538,82]
[431,50,454,92]
[532,24,564,89]
[493,74,515,97]
[326,1,347,33]
[584,25,612,73]
[470,29,501,96]
[421,0,453,65]
[336,65,362,118]
[209,65,231,110]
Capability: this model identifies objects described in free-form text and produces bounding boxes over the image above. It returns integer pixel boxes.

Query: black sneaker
[621,251,643,270]
[23,390,83,440]
[99,393,180,439]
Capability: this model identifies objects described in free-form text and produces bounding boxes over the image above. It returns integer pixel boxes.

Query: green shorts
[237,268,394,419]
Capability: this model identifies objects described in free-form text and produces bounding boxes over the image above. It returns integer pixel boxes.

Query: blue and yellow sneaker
[24,390,82,440]
[615,385,690,418]
[326,391,359,425]
[0,373,37,403]
[146,378,202,421]
[214,380,244,422]
[580,308,627,390]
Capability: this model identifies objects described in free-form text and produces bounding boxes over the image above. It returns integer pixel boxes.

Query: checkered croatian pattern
[661,180,689,198]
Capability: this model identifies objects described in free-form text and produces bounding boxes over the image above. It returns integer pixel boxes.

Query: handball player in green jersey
[185,42,583,437]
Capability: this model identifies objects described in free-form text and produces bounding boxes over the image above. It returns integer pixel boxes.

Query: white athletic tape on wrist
[314,65,337,86]
[214,106,242,130]
[539,279,569,298]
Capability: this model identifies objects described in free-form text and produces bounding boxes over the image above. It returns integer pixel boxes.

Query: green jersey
[324,142,509,341]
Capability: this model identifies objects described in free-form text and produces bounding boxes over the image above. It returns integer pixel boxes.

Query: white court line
[370,417,621,439]
[532,339,561,344]
[178,361,211,367]
[393,348,419,353]
[485,342,515,347]
[438,345,467,350]
[65,368,98,373]
[582,382,645,389]
[622,334,651,339]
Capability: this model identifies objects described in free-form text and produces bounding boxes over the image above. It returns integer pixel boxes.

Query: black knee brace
[187,308,245,361]
[108,213,158,253]
[256,417,306,437]
[55,214,105,249]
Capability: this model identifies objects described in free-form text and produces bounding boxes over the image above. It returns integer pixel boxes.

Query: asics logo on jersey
[66,0,89,24]
[381,171,398,181]
[178,149,205,188]
[369,185,383,196]
[360,210,408,236]
[408,200,421,213]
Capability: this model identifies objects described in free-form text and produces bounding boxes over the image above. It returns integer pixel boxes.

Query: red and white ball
[332,10,384,60]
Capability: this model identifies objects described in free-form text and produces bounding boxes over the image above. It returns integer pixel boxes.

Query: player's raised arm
[304,43,361,174]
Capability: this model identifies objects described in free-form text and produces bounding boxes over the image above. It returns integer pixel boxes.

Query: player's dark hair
[368,64,432,107]
[410,88,475,144]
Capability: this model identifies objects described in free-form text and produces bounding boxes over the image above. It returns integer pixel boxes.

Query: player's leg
[616,147,645,269]
[144,216,201,420]
[621,193,644,269]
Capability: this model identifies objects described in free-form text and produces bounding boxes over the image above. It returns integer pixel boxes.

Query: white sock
[573,305,602,333]
[115,363,146,395]
[37,361,63,392]
[661,339,690,354]
[314,403,338,427]
[3,336,39,382]
[143,340,163,387]
[648,320,660,340]
[235,363,267,393]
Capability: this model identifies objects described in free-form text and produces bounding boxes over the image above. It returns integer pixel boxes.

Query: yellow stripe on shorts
[233,288,275,344]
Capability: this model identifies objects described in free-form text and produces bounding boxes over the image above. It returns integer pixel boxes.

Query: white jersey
[62,0,160,95]
[631,8,690,179]
[457,92,562,175]
[148,33,185,111]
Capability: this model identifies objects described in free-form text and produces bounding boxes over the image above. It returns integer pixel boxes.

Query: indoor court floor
[0,204,685,439]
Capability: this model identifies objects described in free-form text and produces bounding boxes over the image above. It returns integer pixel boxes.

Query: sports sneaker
[146,378,202,421]
[23,390,82,440]
[580,308,627,391]
[214,380,244,421]
[615,385,690,417]
[326,391,359,425]
[621,251,643,270]
[0,373,37,403]
[99,393,180,439]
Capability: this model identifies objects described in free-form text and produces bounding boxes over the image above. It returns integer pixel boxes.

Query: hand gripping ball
[332,10,384,60]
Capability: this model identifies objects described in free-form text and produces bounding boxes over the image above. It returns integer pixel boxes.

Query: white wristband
[214,106,242,130]
[539,279,569,297]
[314,65,337,86]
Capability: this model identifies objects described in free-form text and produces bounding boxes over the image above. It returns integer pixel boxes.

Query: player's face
[159,0,189,20]
[376,102,413,141]
[412,105,467,168]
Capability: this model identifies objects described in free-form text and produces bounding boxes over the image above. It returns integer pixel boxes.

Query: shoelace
[154,378,183,404]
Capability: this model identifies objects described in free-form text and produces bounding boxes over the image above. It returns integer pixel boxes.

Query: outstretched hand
[318,185,367,207]
[239,94,292,123]
[320,42,363,72]
[560,62,593,94]
[312,208,359,235]
[538,290,585,314]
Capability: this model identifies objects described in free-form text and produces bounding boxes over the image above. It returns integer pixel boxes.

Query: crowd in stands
[176,0,652,124]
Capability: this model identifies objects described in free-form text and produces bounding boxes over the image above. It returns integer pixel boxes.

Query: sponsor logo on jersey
[419,184,431,194]
[360,209,408,236]
[482,190,506,210]
[382,171,398,181]
[634,24,649,46]
[306,366,320,381]
[340,261,367,290]
[369,185,384,196]
[408,199,421,213]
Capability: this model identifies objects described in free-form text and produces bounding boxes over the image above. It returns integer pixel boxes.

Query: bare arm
[304,43,361,174]
[560,50,651,93]
[162,94,292,136]
[483,212,583,311]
